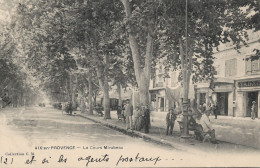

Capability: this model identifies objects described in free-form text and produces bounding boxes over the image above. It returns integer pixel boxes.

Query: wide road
[0,106,259,168]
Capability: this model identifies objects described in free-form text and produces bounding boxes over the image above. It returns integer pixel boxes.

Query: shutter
[234,58,237,76]
[230,59,234,76]
[230,58,237,76]
[246,59,252,72]
[225,60,230,77]
[252,59,258,71]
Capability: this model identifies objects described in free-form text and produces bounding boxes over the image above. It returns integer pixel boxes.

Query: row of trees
[1,0,259,133]
[0,23,41,107]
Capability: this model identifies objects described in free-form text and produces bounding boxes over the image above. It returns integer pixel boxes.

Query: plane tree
[158,0,259,136]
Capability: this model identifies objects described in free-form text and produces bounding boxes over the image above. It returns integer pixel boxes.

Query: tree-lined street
[0,0,260,167]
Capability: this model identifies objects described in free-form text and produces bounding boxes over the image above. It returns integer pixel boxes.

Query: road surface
[0,106,259,167]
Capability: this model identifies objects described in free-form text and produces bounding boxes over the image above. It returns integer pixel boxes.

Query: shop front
[196,83,211,109]
[196,79,234,116]
[212,80,234,116]
[236,77,260,118]
[149,88,167,112]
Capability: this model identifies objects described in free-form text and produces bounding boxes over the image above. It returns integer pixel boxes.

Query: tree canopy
[0,0,258,113]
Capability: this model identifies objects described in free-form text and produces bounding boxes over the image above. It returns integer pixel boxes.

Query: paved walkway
[150,111,260,149]
[77,110,260,154]
[209,115,260,148]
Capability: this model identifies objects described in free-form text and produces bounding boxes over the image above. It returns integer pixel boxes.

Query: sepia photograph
[0,0,260,167]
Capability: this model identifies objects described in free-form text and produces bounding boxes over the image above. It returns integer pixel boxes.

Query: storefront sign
[238,80,260,87]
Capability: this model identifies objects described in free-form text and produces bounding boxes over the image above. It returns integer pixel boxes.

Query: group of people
[165,104,219,144]
[117,101,150,133]
[60,101,73,115]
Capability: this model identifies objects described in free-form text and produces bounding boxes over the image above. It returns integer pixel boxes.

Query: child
[166,108,177,135]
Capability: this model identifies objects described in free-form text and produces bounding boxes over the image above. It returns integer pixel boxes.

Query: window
[246,58,260,74]
[225,58,237,77]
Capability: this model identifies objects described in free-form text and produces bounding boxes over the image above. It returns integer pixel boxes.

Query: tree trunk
[80,96,86,113]
[139,71,150,106]
[79,88,86,113]
[88,71,93,115]
[179,38,189,137]
[103,75,111,119]
[121,0,153,107]
[96,66,111,119]
[117,84,122,107]
[93,91,97,107]
[65,77,71,102]
[72,77,77,109]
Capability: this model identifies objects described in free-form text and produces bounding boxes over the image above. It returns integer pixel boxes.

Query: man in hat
[125,100,133,129]
[166,107,177,135]
[251,101,257,120]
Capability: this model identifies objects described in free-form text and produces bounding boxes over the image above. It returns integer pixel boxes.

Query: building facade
[195,30,260,118]
[150,30,260,119]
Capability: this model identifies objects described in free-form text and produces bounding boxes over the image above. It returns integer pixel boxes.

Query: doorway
[200,93,206,105]
[216,92,228,116]
[247,91,258,117]
[160,97,164,111]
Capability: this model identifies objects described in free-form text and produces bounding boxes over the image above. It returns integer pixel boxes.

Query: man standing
[166,108,177,135]
[251,101,257,120]
[68,101,73,115]
[212,103,218,119]
[199,110,218,144]
[144,104,150,133]
[125,100,133,129]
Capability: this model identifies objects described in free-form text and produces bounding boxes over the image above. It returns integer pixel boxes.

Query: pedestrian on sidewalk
[212,103,218,119]
[251,101,257,120]
[68,101,73,115]
[144,104,150,133]
[166,107,177,135]
[125,100,133,130]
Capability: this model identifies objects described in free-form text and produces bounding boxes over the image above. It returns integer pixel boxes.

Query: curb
[77,114,205,154]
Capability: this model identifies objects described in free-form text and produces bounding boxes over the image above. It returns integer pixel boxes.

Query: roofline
[213,40,259,54]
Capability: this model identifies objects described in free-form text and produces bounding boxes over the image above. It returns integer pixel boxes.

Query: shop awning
[215,77,234,83]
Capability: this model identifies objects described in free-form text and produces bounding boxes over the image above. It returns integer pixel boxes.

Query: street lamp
[181,0,190,139]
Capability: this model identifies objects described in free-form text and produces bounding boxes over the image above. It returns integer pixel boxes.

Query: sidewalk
[77,110,260,154]
[150,111,260,149]
[209,115,260,149]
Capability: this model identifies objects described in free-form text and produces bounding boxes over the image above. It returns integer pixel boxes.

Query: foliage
[158,0,258,83]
